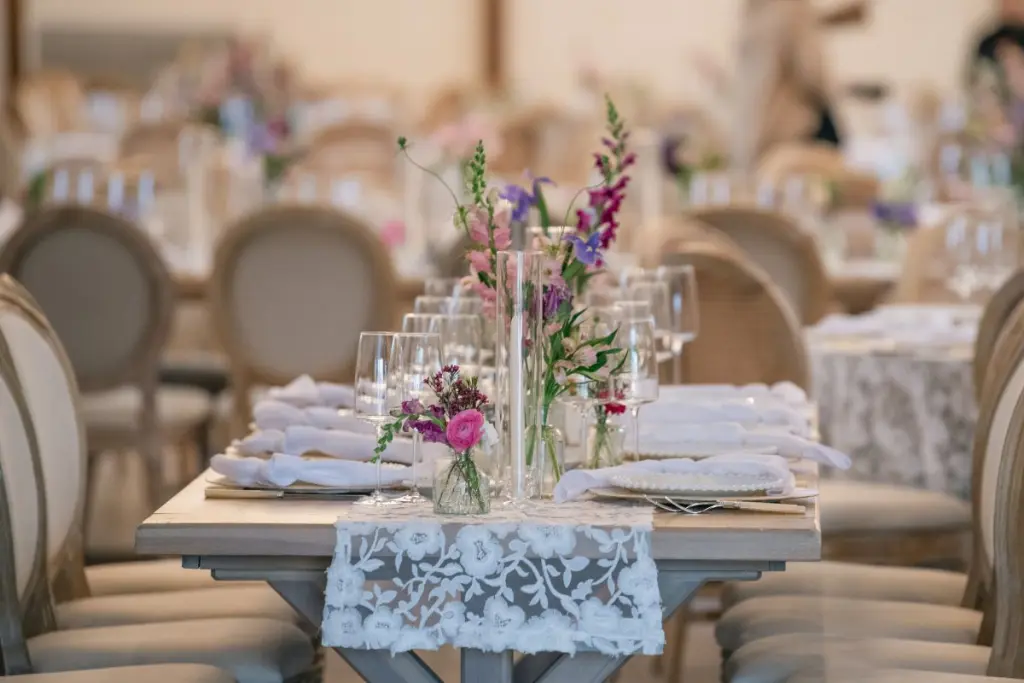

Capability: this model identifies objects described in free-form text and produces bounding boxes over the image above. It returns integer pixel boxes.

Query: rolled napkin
[266,375,354,408]
[638,423,851,469]
[210,453,408,488]
[253,399,373,432]
[238,425,447,465]
[554,453,797,503]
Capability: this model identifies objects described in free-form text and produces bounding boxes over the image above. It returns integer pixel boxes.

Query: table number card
[322,501,663,656]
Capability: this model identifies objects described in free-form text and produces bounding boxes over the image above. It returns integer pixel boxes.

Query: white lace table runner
[322,501,662,656]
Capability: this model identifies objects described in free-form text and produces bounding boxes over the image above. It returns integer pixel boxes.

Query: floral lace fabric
[322,501,662,655]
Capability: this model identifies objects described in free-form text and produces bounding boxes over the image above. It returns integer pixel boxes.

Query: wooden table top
[137,469,822,563]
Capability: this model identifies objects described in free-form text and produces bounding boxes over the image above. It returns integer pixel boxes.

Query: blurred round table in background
[809,306,978,499]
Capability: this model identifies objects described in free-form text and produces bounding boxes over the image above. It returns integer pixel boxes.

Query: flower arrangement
[661,133,726,201]
[398,95,632,488]
[375,365,496,514]
[590,391,627,469]
[187,37,298,183]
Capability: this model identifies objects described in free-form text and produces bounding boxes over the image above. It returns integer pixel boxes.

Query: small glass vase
[527,425,564,498]
[588,420,626,469]
[433,450,491,515]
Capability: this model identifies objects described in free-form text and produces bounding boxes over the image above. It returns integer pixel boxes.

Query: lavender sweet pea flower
[401,399,424,415]
[528,172,554,199]
[872,201,917,229]
[543,283,572,319]
[409,419,447,445]
[565,232,602,266]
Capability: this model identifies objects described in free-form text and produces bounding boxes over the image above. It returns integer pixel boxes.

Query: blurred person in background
[691,0,866,174]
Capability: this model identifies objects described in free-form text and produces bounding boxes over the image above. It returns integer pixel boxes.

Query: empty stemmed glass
[424,277,475,298]
[610,315,660,462]
[944,211,1018,302]
[402,313,484,375]
[353,332,401,506]
[656,264,699,383]
[392,332,443,504]
[414,295,483,315]
[622,281,674,364]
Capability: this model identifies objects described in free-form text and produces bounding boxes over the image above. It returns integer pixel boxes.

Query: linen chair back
[659,239,811,391]
[0,205,174,393]
[0,276,88,601]
[688,206,831,324]
[210,205,398,432]
[757,142,879,210]
[983,326,1024,677]
[305,122,397,186]
[975,270,1024,399]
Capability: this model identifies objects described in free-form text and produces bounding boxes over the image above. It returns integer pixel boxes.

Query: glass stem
[579,406,589,468]
[673,345,683,384]
[375,424,384,496]
[411,430,421,496]
[631,406,641,462]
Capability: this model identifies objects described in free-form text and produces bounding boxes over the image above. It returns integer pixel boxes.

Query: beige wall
[29,0,993,105]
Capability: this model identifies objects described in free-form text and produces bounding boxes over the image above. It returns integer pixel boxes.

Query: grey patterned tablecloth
[811,343,976,499]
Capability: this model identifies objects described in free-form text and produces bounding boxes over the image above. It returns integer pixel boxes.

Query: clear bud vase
[434,449,490,515]
[527,425,564,497]
[495,250,545,505]
[588,420,626,469]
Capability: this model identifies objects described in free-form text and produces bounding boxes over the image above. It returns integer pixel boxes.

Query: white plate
[590,487,818,504]
[205,465,408,494]
[635,444,779,459]
[610,472,790,497]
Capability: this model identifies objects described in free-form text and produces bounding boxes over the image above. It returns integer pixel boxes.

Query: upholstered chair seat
[725,634,991,683]
[716,594,981,653]
[26,617,314,683]
[722,559,966,609]
[82,558,221,596]
[5,664,235,683]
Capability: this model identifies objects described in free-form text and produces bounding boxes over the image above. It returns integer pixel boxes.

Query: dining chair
[756,142,880,210]
[303,121,398,186]
[14,70,86,139]
[660,239,812,391]
[716,299,1024,682]
[688,206,833,324]
[1,114,21,197]
[209,204,399,439]
[0,319,316,682]
[0,205,213,518]
[973,269,1024,399]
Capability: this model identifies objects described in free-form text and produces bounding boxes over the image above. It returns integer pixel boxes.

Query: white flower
[617,563,661,608]
[329,565,365,606]
[515,610,576,654]
[517,525,576,558]
[363,607,404,649]
[455,526,503,578]
[483,596,525,636]
[579,599,623,639]
[393,524,444,562]
[322,606,362,644]
[439,601,466,638]
[479,422,499,455]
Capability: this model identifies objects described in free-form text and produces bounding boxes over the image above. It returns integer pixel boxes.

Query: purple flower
[409,419,447,445]
[401,399,424,415]
[543,283,571,319]
[500,184,533,223]
[872,201,917,229]
[565,231,602,266]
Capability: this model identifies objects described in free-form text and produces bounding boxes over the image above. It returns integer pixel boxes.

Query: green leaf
[535,185,551,229]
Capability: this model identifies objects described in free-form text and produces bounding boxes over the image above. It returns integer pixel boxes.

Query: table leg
[269,579,442,683]
[462,650,513,683]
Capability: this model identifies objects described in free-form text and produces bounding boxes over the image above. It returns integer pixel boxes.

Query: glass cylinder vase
[434,450,491,515]
[528,425,564,498]
[587,419,626,469]
[494,250,545,504]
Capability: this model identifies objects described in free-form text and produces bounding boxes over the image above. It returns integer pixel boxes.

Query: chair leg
[667,604,690,683]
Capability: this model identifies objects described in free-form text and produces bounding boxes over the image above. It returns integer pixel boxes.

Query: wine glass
[414,295,483,315]
[402,313,484,374]
[621,280,674,364]
[944,212,1016,302]
[611,316,660,462]
[393,332,443,504]
[353,332,401,506]
[424,277,477,298]
[656,264,700,383]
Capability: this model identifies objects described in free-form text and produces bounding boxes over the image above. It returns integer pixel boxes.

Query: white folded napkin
[266,375,354,408]
[210,453,408,488]
[638,423,850,469]
[640,401,811,437]
[236,425,445,465]
[659,383,808,407]
[554,453,796,503]
[253,399,371,431]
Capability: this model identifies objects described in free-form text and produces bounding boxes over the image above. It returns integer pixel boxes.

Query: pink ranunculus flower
[447,409,485,452]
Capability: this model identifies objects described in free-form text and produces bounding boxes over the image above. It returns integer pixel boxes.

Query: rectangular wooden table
[137,470,821,683]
